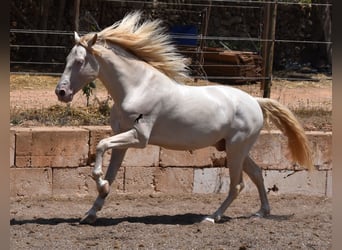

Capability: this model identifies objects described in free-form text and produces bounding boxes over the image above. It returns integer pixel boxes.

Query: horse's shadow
[10,213,293,227]
[10,214,207,227]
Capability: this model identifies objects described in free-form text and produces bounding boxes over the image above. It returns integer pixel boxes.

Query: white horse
[55,12,313,224]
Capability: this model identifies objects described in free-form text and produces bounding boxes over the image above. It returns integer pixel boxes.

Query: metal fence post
[261,1,277,98]
[74,0,80,32]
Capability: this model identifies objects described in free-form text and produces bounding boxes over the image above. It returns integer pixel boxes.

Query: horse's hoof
[254,209,270,218]
[80,213,97,225]
[202,217,215,224]
[254,212,263,218]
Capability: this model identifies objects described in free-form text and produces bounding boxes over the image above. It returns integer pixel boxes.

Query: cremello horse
[55,12,313,224]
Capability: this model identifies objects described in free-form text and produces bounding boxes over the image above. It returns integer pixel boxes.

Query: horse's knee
[96,139,108,155]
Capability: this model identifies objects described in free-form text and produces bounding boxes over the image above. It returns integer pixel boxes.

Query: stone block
[193,168,230,193]
[124,166,155,194]
[307,132,332,170]
[262,170,327,196]
[15,127,89,168]
[83,126,112,165]
[250,131,292,170]
[250,131,332,171]
[193,169,261,194]
[10,168,52,198]
[154,167,193,194]
[52,166,124,198]
[15,128,33,167]
[123,146,160,167]
[160,147,226,168]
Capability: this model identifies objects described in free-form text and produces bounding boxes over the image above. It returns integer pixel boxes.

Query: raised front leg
[81,117,153,224]
[80,148,127,224]
[91,129,143,198]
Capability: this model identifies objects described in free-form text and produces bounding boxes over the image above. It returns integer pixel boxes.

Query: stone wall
[10,126,332,199]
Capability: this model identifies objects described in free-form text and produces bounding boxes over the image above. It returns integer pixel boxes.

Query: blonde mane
[79,11,189,80]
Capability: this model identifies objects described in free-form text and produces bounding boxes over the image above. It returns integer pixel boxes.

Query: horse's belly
[148,118,228,150]
[149,134,221,150]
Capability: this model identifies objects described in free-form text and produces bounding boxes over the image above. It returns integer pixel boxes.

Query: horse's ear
[74,31,81,44]
[87,33,98,48]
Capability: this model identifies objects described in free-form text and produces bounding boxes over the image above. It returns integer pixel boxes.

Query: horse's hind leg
[80,148,127,224]
[205,142,249,222]
[243,156,270,217]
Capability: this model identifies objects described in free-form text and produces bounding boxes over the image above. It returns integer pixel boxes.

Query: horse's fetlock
[92,169,103,179]
[97,179,110,197]
[213,213,222,222]
[236,182,245,193]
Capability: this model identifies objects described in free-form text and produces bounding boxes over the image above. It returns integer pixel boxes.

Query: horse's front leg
[80,123,151,224]
[80,148,127,224]
[92,129,140,187]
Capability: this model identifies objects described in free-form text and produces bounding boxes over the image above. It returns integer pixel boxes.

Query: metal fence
[10,0,332,96]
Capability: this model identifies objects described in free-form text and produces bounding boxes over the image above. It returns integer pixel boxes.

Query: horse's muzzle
[55,82,73,103]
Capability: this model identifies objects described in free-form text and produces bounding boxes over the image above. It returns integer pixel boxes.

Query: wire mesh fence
[10,0,332,83]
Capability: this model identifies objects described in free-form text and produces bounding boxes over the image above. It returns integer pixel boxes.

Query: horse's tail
[256,97,313,170]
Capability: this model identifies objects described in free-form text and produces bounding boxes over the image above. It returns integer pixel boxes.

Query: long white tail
[256,97,313,170]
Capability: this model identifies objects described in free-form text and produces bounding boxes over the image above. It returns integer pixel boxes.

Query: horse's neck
[95,44,147,104]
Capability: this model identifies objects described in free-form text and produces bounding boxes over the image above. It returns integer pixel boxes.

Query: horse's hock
[10,126,332,199]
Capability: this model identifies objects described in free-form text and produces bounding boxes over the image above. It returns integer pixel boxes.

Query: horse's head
[55,32,99,103]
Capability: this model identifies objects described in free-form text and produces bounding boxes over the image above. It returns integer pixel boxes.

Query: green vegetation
[82,81,97,106]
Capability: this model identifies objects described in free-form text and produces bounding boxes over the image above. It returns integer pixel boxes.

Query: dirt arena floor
[11,193,331,249]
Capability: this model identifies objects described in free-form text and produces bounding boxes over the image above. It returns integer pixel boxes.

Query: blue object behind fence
[170,25,198,46]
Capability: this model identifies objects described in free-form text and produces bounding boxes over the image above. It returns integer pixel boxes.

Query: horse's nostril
[59,89,66,97]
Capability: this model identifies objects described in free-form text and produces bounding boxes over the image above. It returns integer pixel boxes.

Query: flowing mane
[79,11,189,80]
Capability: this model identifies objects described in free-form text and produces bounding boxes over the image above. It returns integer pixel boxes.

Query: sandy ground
[10,193,331,249]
